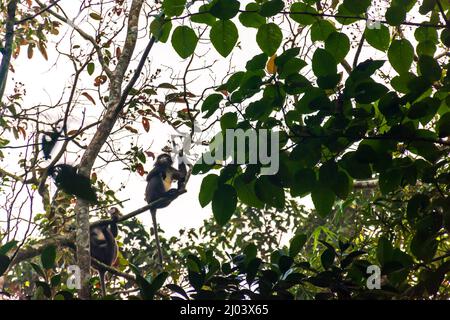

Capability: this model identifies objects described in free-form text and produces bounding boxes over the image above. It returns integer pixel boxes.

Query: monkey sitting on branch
[89,207,120,297]
[145,152,186,268]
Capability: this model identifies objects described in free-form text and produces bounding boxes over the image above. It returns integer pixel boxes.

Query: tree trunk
[74,0,144,299]
[0,0,18,100]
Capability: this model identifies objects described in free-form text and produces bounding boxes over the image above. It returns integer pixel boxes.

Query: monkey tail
[98,270,107,297]
[150,209,163,269]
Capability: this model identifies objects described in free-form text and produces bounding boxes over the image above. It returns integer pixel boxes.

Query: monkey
[90,207,120,297]
[145,152,186,267]
[48,164,98,203]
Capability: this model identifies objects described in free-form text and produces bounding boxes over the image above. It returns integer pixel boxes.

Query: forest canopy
[0,0,450,300]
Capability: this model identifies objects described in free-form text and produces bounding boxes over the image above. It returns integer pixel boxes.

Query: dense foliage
[1,0,450,299]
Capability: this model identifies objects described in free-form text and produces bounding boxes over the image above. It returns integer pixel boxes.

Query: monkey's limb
[150,209,163,269]
[98,270,107,297]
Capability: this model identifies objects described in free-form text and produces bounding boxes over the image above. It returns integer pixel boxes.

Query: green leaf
[407,97,440,120]
[149,272,169,294]
[321,248,335,270]
[0,255,10,277]
[310,20,335,42]
[437,112,450,137]
[379,168,402,194]
[256,23,283,56]
[385,4,406,26]
[418,55,441,82]
[199,174,219,207]
[331,171,352,200]
[377,236,393,266]
[324,32,350,63]
[41,245,56,270]
[311,185,335,218]
[50,274,61,287]
[0,240,18,255]
[291,168,316,197]
[212,184,237,226]
[202,93,223,117]
[343,0,371,14]
[388,39,414,75]
[354,81,388,103]
[415,26,438,44]
[246,53,268,70]
[410,233,438,262]
[259,0,284,17]
[87,63,95,76]
[210,20,238,57]
[150,17,172,43]
[365,24,390,52]
[290,2,317,25]
[234,175,264,208]
[239,3,266,28]
[312,48,337,77]
[255,176,285,209]
[171,26,198,59]
[441,28,450,47]
[162,0,186,17]
[220,112,238,130]
[289,234,307,257]
[191,4,216,26]
[210,0,240,20]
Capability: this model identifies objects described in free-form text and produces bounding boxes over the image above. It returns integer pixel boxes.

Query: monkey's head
[155,153,173,168]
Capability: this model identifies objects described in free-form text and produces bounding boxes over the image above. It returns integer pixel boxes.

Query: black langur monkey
[145,153,186,267]
[90,207,120,297]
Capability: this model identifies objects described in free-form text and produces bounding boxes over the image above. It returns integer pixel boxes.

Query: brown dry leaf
[67,130,79,136]
[125,125,138,134]
[81,92,96,105]
[38,42,48,60]
[27,44,33,59]
[266,54,277,75]
[142,117,150,132]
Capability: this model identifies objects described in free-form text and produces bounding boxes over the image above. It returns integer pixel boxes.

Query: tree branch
[0,0,18,102]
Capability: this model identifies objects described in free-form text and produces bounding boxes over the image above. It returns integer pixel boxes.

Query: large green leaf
[210,0,240,20]
[171,26,198,59]
[289,234,307,258]
[255,176,285,209]
[289,2,317,25]
[239,3,266,28]
[388,39,414,75]
[202,93,223,117]
[437,112,450,137]
[210,20,238,57]
[259,0,284,17]
[0,255,10,277]
[324,32,350,62]
[311,185,335,218]
[150,17,172,43]
[191,4,216,26]
[310,20,335,42]
[312,48,337,77]
[343,0,371,14]
[199,174,219,207]
[418,55,441,82]
[212,184,237,226]
[162,0,186,17]
[385,4,406,26]
[41,245,56,270]
[256,23,282,56]
[365,24,390,52]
